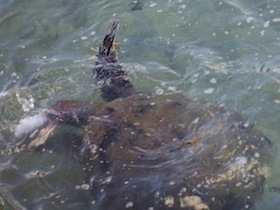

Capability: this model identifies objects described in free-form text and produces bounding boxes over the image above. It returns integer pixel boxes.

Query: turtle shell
[49,93,271,210]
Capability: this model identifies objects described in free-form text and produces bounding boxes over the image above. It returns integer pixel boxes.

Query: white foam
[14,112,48,139]
[203,88,214,94]
[16,93,35,112]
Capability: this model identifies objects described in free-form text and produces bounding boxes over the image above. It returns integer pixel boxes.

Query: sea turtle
[14,21,272,210]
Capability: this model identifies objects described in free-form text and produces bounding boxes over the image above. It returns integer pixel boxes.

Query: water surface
[0,0,280,209]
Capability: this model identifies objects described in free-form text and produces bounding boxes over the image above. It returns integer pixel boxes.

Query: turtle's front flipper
[96,20,120,65]
[93,21,135,101]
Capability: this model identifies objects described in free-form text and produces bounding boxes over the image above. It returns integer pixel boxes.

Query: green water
[0,0,280,209]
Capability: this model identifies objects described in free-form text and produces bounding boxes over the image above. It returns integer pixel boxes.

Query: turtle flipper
[96,20,120,65]
[94,21,135,101]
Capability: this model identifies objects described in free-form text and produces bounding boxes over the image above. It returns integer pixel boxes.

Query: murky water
[0,0,280,209]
